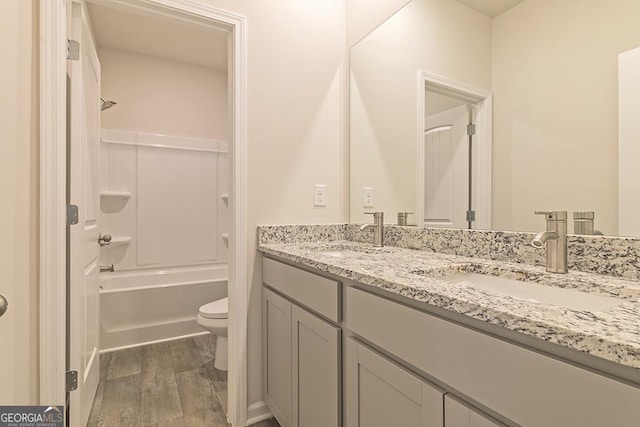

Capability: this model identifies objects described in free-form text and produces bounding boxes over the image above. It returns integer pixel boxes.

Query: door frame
[39,1,248,425]
[416,70,492,230]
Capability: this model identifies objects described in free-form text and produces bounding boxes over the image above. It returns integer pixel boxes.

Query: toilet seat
[199,297,228,319]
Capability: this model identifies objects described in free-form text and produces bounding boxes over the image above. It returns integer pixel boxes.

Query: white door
[68,1,101,424]
[423,105,469,228]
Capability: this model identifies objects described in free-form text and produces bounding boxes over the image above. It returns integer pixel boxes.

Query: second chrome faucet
[361,212,384,247]
[532,211,568,273]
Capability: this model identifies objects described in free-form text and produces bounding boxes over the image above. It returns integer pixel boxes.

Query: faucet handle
[397,212,413,226]
[534,211,567,221]
[364,212,383,219]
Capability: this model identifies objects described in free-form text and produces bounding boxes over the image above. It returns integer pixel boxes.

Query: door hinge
[466,210,476,222]
[67,39,80,61]
[466,123,476,136]
[67,205,79,226]
[66,371,78,393]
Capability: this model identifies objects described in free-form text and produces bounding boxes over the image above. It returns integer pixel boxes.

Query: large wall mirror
[350,0,640,237]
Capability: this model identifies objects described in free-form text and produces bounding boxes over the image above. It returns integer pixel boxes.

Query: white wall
[0,0,38,404]
[349,0,492,223]
[492,0,640,233]
[99,47,228,140]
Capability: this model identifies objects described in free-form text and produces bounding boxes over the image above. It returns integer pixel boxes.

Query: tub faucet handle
[99,233,112,246]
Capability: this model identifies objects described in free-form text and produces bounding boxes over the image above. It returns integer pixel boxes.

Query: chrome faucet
[531,211,568,273]
[361,212,384,247]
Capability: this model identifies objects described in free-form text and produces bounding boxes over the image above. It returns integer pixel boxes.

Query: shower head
[100,97,117,111]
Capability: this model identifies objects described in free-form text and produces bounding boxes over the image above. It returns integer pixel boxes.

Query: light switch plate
[363,187,374,208]
[314,184,327,207]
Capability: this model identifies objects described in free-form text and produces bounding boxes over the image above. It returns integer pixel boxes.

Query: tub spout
[100,264,115,273]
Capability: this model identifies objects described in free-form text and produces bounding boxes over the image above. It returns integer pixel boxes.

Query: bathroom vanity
[258,226,640,427]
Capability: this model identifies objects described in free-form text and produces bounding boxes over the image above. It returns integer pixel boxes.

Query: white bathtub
[100,264,227,351]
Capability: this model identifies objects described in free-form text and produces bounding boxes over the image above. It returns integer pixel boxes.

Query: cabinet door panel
[263,288,292,427]
[445,395,502,427]
[346,338,443,427]
[292,305,340,427]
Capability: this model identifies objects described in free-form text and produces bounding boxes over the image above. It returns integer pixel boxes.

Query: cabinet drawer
[263,257,340,322]
[346,286,640,426]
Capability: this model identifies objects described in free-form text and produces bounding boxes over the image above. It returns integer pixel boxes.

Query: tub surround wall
[257,224,640,280]
[101,129,229,270]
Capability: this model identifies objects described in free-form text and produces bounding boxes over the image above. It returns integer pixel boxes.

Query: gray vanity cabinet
[262,258,341,427]
[291,305,340,427]
[445,395,502,427]
[346,338,444,427]
[263,287,292,426]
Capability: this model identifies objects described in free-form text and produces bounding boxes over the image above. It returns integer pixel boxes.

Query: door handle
[0,294,7,318]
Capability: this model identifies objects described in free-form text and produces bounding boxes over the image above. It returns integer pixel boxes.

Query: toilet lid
[199,297,228,319]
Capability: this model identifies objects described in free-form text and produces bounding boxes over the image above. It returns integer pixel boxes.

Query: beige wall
[15,0,347,410]
[492,0,640,233]
[0,0,39,404]
[349,0,492,223]
[346,0,410,47]
[99,48,228,140]
[195,0,347,407]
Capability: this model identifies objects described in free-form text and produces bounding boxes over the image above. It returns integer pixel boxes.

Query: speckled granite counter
[258,237,640,371]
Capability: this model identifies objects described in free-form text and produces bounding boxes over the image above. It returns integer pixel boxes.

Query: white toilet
[197,297,228,371]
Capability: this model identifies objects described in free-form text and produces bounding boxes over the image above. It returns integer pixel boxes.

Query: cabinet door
[445,395,503,427]
[263,288,292,427]
[346,338,443,427]
[292,305,341,427]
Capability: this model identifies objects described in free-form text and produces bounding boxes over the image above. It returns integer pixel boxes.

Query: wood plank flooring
[88,335,279,427]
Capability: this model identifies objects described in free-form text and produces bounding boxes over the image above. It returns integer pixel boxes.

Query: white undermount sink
[318,250,363,258]
[436,273,622,312]
[313,244,392,259]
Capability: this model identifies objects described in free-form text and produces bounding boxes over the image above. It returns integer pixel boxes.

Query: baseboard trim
[246,401,272,425]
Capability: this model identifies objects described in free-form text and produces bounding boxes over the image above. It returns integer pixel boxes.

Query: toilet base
[214,335,227,371]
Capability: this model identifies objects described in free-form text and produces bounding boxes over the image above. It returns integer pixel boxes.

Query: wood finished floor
[87,335,279,427]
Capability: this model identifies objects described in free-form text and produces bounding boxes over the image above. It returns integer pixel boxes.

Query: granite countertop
[258,240,640,370]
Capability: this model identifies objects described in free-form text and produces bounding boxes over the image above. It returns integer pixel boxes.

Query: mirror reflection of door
[420,85,491,231]
[423,102,469,228]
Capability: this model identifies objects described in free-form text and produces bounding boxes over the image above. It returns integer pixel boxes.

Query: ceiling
[456,0,526,17]
[86,0,524,71]
[86,2,228,71]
